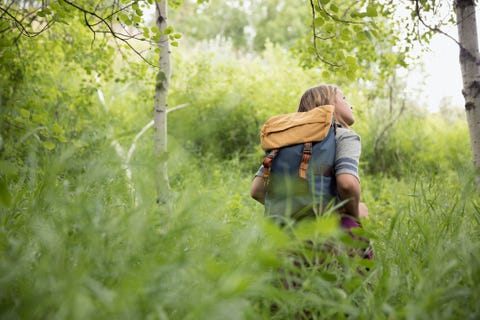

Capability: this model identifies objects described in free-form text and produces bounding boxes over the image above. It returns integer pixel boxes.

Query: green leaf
[42,141,56,150]
[357,31,367,41]
[293,215,339,241]
[320,271,337,282]
[20,108,30,118]
[359,258,375,269]
[118,12,129,23]
[163,26,174,35]
[132,15,141,23]
[32,112,47,123]
[314,17,325,27]
[324,22,335,33]
[52,122,63,134]
[345,55,356,66]
[171,41,178,47]
[340,30,351,41]
[366,5,378,17]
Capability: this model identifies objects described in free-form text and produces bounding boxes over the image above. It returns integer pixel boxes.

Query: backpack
[260,105,338,222]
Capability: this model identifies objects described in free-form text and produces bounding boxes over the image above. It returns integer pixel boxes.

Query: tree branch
[414,0,480,65]
[166,103,190,113]
[309,0,342,68]
[315,0,365,25]
[1,1,160,68]
[0,0,15,20]
[60,0,158,68]
[414,0,461,46]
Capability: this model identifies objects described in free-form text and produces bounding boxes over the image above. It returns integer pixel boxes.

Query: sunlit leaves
[329,3,339,14]
[298,1,413,85]
[366,4,378,17]
[314,17,325,27]
[0,0,172,67]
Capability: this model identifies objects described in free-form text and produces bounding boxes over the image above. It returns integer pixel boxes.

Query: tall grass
[1,130,479,319]
[2,30,478,320]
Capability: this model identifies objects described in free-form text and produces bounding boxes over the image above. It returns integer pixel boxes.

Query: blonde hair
[297,84,338,112]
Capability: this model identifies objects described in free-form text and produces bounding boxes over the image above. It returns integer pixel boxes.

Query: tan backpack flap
[260,105,334,150]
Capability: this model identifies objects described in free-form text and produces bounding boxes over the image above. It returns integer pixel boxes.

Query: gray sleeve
[335,128,361,181]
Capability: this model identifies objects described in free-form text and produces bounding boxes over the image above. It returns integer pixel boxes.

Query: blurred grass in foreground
[1,138,479,320]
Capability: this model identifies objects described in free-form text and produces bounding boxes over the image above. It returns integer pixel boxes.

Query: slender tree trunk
[455,0,480,192]
[154,0,171,204]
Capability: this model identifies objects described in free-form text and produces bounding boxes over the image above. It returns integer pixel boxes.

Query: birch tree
[455,0,480,190]
[408,0,480,191]
[153,0,171,205]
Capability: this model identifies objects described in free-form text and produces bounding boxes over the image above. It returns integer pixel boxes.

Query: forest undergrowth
[1,132,479,319]
[1,28,479,319]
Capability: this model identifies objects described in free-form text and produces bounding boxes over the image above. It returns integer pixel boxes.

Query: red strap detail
[262,149,278,185]
[298,142,312,179]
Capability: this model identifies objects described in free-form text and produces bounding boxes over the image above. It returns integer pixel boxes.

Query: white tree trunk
[154,0,171,204]
[455,0,480,192]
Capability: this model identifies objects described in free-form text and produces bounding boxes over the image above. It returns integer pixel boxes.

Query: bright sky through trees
[408,30,464,111]
[407,8,480,112]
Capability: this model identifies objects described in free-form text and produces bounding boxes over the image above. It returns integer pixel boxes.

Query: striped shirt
[335,127,360,181]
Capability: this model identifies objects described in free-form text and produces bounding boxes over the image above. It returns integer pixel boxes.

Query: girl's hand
[359,202,369,218]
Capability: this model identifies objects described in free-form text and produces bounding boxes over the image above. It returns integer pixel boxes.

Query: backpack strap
[262,149,279,185]
[263,142,314,184]
[298,142,312,179]
[299,120,336,179]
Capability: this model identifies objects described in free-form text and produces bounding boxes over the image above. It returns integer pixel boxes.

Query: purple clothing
[340,215,374,260]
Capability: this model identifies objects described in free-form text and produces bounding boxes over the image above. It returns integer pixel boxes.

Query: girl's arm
[250,176,266,204]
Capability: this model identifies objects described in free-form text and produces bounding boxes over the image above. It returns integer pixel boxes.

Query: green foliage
[1,20,110,163]
[1,2,479,318]
[358,107,471,177]
[170,0,250,49]
[168,1,423,98]
[1,125,479,319]
[295,1,413,83]
[168,42,322,162]
[170,0,310,52]
[249,1,310,52]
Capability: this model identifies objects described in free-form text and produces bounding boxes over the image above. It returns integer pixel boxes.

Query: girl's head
[297,84,355,127]
[297,84,338,112]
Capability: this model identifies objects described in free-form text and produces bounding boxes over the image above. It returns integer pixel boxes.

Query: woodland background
[1,0,479,319]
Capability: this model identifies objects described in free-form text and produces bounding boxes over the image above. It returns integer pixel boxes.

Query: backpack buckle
[299,142,312,179]
[262,149,278,185]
